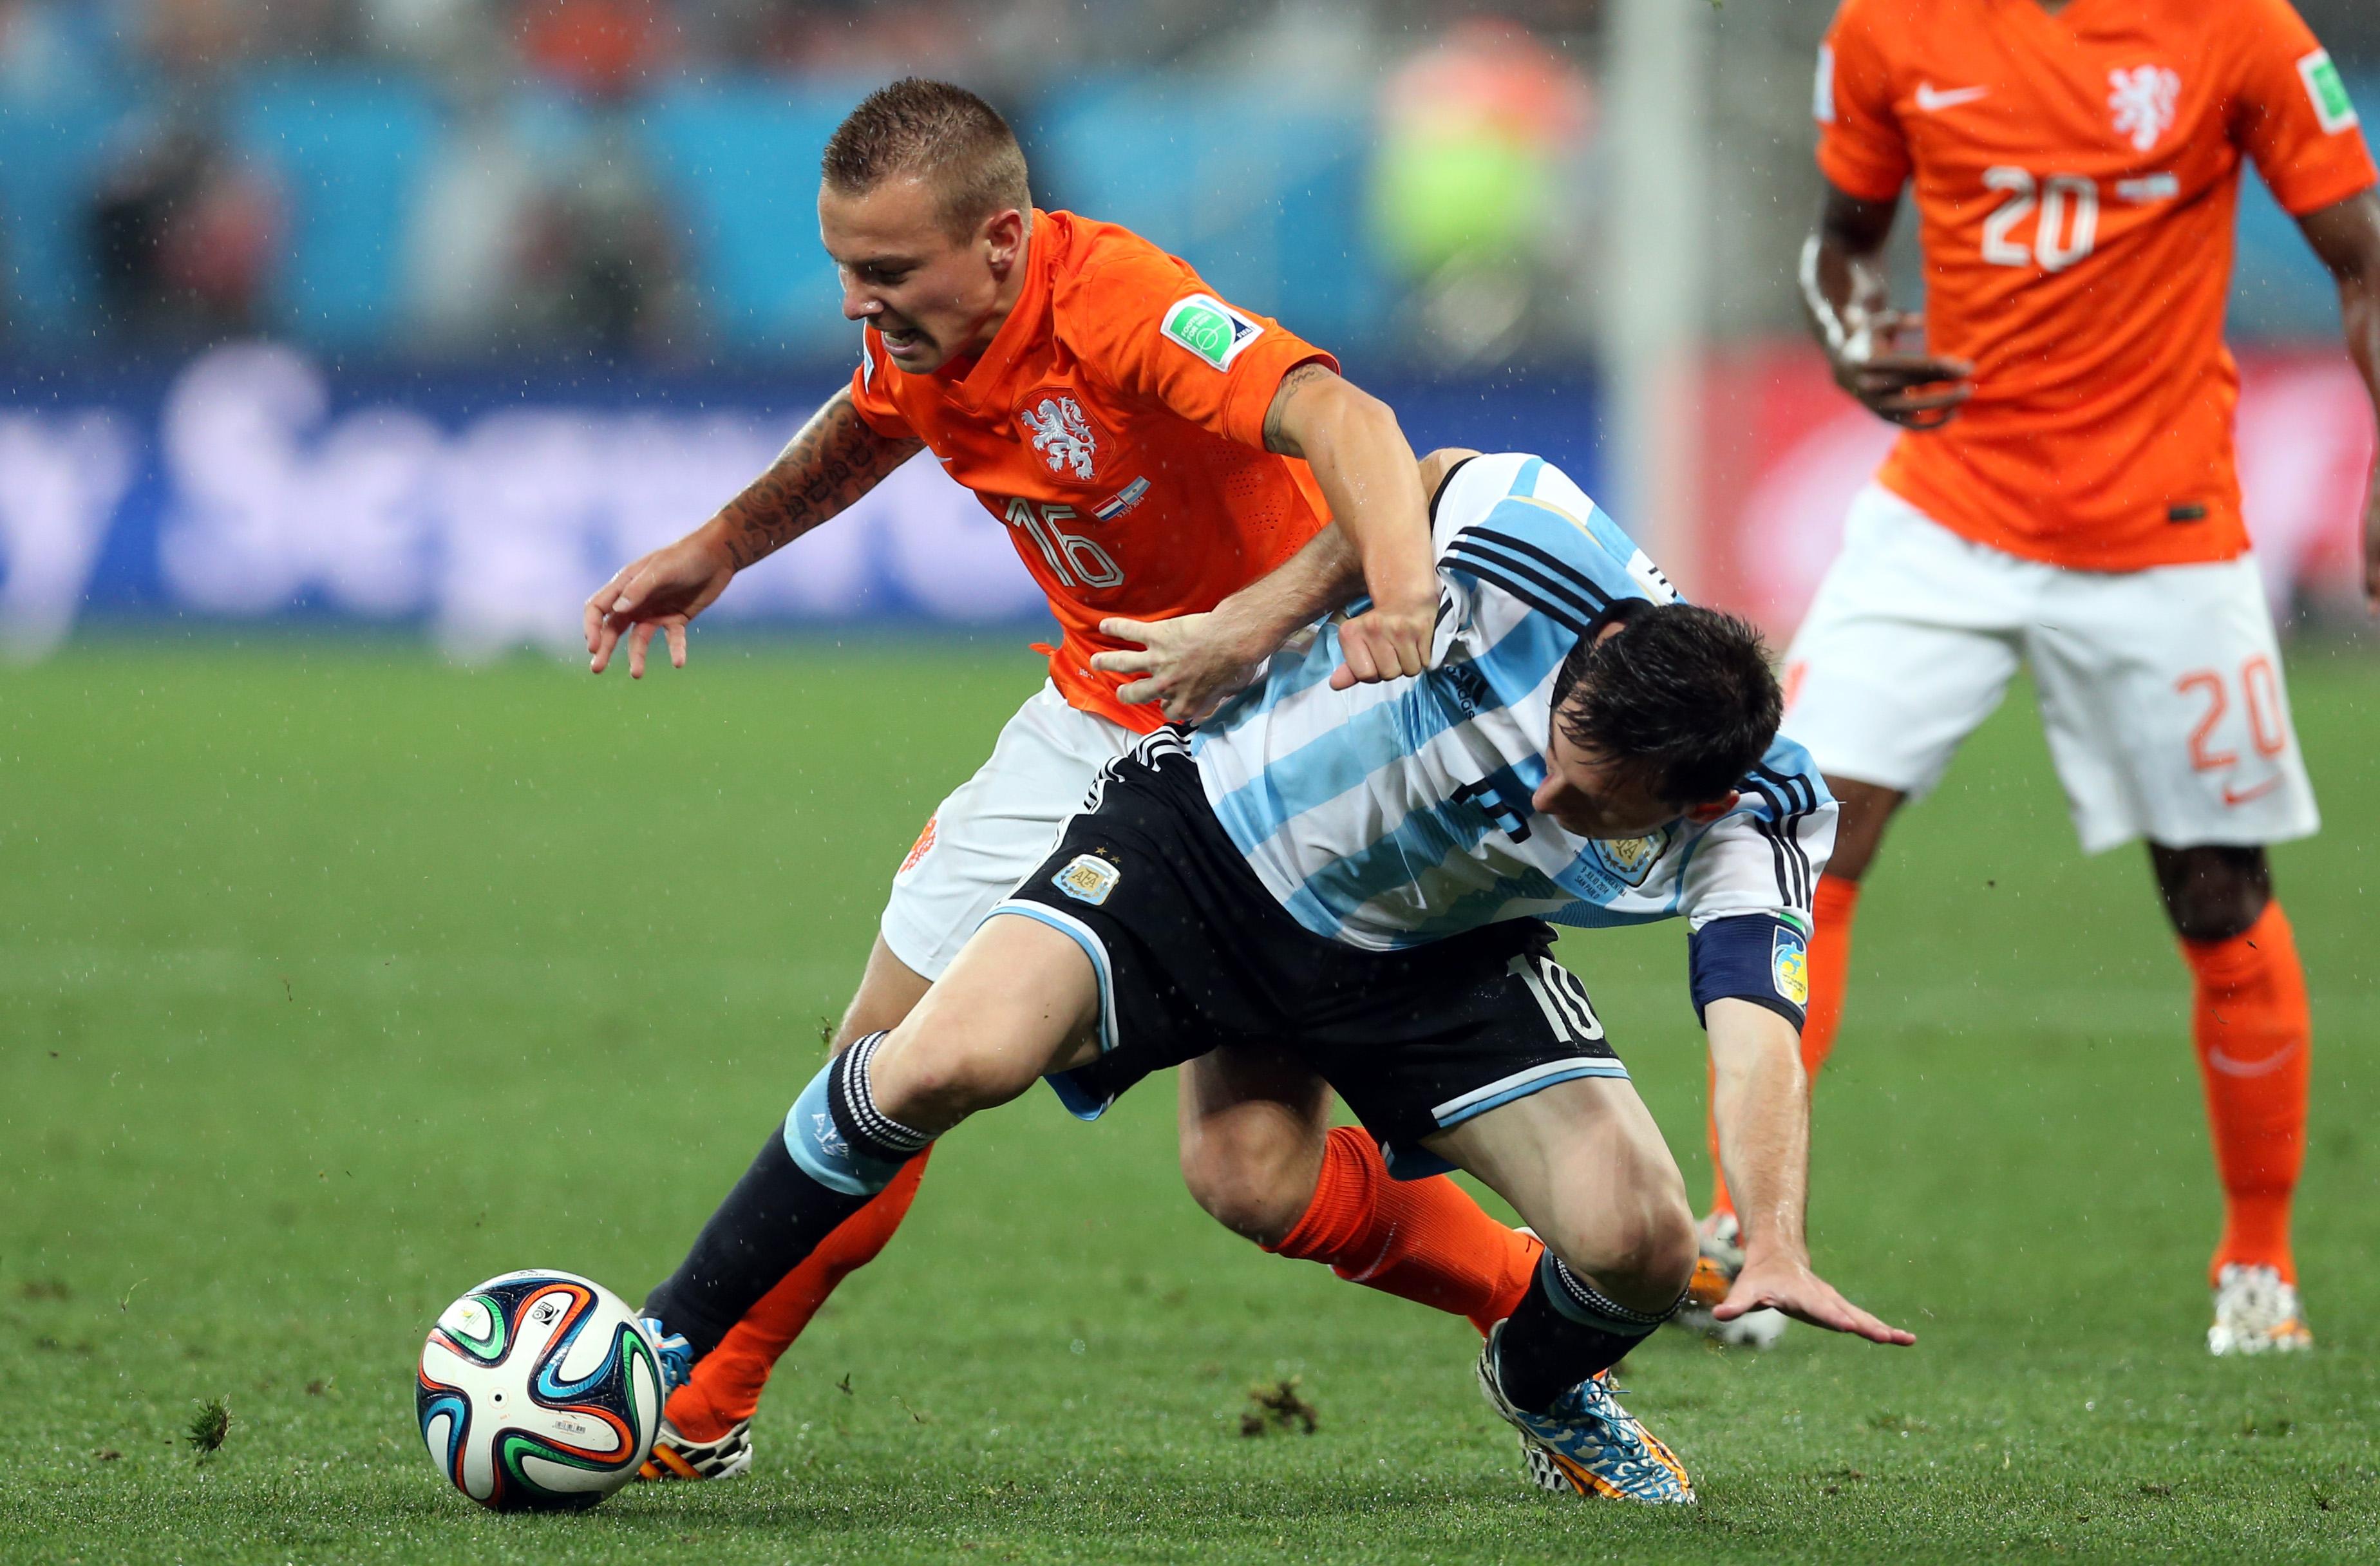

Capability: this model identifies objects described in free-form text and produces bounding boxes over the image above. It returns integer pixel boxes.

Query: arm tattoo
[1261,362,1338,458]
[715,388,923,571]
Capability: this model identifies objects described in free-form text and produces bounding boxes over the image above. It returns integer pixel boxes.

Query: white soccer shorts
[1782,484,2319,855]
[879,681,1142,981]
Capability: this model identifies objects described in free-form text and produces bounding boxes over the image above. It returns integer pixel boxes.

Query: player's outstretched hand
[1717,1252,1916,1346]
[1831,308,1974,431]
[1092,611,1267,724]
[1329,598,1436,692]
[583,534,737,678]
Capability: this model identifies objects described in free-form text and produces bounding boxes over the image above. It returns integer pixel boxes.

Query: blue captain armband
[1688,913,1810,1032]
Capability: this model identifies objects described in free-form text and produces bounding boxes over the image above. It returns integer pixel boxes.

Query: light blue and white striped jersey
[1189,451,1837,953]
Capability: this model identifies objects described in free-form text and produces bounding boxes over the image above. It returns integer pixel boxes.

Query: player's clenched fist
[584,531,738,678]
[1329,596,1437,691]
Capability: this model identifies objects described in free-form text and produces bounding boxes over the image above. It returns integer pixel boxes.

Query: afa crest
[1053,853,1122,906]
[1589,829,1669,888]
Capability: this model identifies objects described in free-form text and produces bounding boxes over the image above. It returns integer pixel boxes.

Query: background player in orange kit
[1686,0,2380,1354]
[581,79,1544,1478]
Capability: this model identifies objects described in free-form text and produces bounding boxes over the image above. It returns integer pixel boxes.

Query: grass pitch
[4,636,2378,1565]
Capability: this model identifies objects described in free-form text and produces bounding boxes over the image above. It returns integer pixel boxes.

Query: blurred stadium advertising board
[0,339,2365,660]
[1697,344,2379,633]
[0,344,1598,657]
[5,340,2364,660]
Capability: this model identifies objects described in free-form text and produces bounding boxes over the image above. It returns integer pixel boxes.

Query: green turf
[4,637,2377,1564]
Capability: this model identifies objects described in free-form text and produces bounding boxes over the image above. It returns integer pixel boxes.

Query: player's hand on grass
[1092,611,1269,723]
[1717,1252,1916,1346]
[1830,308,1974,431]
[584,533,738,678]
[1329,596,1437,692]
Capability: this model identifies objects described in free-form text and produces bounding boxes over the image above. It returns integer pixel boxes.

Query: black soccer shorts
[990,731,1629,1173]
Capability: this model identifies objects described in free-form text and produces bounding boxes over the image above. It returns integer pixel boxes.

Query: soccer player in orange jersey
[1687,0,2380,1354]
[582,80,1545,1478]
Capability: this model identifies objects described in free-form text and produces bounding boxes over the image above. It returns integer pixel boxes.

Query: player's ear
[981,207,1027,270]
[1683,790,1740,824]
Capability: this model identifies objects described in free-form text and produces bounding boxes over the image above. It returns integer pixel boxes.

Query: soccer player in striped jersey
[586,79,1553,1478]
[638,449,1912,1506]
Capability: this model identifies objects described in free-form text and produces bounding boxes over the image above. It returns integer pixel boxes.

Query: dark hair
[821,79,1032,238]
[1549,601,1781,806]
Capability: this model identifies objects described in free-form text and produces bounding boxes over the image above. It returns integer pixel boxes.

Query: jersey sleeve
[1676,751,1837,1028]
[846,325,920,440]
[2227,0,2377,216]
[1813,0,1910,202]
[1430,452,1683,699]
[1433,456,1672,633]
[1055,249,1337,449]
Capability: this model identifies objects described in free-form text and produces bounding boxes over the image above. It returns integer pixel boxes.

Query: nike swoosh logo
[1914,82,1990,112]
[2222,776,2283,807]
[2204,1041,2301,1078]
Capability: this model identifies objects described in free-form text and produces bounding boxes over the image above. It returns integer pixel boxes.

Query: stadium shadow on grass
[3,641,2377,1563]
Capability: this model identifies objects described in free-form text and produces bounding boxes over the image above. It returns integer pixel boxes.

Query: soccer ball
[415,1269,663,1511]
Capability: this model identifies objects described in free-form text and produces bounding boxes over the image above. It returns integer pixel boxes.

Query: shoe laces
[643,1317,694,1392]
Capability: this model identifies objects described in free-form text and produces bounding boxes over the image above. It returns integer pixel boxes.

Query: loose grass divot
[1240,1377,1320,1437]
[184,1396,231,1459]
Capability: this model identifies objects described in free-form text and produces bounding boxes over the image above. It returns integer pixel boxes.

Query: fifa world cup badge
[1053,854,1122,906]
[1772,927,1811,1008]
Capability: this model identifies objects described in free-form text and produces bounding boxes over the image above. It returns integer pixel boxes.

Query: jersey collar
[947,209,1058,419]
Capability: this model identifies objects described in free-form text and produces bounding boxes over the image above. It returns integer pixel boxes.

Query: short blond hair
[822,79,1032,239]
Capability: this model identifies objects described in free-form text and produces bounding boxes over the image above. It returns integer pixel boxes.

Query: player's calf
[641,918,1102,1366]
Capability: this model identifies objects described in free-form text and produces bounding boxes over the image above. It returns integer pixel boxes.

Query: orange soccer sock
[1708,874,1862,1218]
[1266,1126,1543,1335]
[2182,901,2311,1286]
[664,1147,932,1442]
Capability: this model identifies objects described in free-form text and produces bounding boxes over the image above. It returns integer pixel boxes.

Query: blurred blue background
[0,1,2372,652]
[4,1,2362,364]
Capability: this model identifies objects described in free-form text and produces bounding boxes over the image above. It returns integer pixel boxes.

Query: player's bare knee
[1533,1184,1694,1314]
[1619,1191,1699,1299]
[1180,1127,1313,1246]
[871,1026,1035,1131]
[2151,844,2271,941]
[1821,777,1903,883]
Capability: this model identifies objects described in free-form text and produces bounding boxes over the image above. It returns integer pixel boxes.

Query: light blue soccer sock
[784,1030,934,1194]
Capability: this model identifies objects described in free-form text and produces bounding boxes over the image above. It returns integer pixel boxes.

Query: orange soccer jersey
[849,210,1335,730]
[1817,0,2375,572]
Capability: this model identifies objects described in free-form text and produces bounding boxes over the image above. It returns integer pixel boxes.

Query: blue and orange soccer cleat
[628,1317,754,1480]
[1475,1323,1696,1504]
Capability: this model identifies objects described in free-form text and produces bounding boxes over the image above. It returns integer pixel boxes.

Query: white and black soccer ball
[415,1269,663,1511]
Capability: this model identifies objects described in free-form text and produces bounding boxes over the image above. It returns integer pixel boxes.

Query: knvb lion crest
[2108,64,2180,153]
[1019,395,1099,481]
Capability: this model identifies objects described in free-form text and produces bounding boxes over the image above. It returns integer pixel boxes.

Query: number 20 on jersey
[1981,167,2102,272]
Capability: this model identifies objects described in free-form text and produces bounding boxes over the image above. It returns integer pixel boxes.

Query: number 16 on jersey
[1003,497,1126,590]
